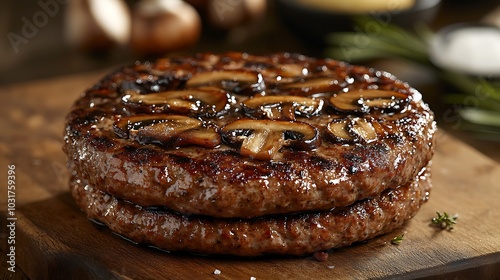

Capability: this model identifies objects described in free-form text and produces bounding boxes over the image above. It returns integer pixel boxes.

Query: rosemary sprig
[459,108,500,127]
[326,16,500,139]
[431,211,458,231]
[326,17,429,63]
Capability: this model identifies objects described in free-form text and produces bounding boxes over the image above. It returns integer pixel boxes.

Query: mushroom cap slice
[186,70,265,95]
[242,95,324,120]
[325,119,354,143]
[113,114,171,138]
[174,126,221,148]
[329,89,411,114]
[280,77,343,96]
[113,114,221,148]
[123,87,228,116]
[283,77,338,89]
[326,117,379,144]
[222,119,319,160]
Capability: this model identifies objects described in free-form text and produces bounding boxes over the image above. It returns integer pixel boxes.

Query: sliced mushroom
[122,87,228,116]
[114,115,169,139]
[284,77,336,89]
[186,70,265,95]
[119,73,189,94]
[242,95,323,120]
[113,114,221,148]
[325,119,354,143]
[277,64,308,77]
[174,126,221,148]
[326,117,378,144]
[281,77,343,96]
[222,119,319,160]
[329,89,410,114]
[349,118,377,143]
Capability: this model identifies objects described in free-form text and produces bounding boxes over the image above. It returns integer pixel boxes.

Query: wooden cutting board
[1,72,500,280]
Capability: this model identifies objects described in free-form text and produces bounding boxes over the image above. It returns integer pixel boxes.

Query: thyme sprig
[391,234,404,245]
[431,211,458,231]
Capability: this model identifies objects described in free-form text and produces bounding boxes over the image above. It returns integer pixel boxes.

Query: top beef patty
[64,52,436,218]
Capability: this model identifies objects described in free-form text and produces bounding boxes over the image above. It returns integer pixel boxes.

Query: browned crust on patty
[64,52,436,218]
[70,165,431,256]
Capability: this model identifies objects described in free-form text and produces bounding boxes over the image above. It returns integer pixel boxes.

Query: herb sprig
[326,17,500,140]
[431,211,458,231]
[391,234,404,245]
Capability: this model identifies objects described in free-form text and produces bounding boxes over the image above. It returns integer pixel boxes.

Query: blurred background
[1,0,500,160]
[1,0,498,84]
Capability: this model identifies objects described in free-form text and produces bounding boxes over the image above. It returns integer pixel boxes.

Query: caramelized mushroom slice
[242,95,323,120]
[114,115,169,139]
[325,119,354,143]
[174,126,221,148]
[281,77,342,96]
[276,64,308,77]
[349,118,377,143]
[326,117,378,144]
[113,114,220,148]
[122,87,228,116]
[222,119,319,160]
[329,90,410,114]
[186,70,265,95]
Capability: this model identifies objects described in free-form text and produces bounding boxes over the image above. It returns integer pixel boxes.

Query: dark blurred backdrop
[2,0,499,85]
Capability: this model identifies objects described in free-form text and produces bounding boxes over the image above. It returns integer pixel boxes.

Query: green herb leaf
[391,234,404,245]
[431,211,458,231]
[326,16,500,139]
[459,108,500,127]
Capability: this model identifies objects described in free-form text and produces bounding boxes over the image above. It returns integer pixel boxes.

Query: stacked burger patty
[64,53,436,256]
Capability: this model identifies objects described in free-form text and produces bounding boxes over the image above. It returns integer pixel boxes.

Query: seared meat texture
[64,52,436,218]
[65,52,436,256]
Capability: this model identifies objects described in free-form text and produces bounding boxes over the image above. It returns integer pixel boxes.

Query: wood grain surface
[1,72,500,280]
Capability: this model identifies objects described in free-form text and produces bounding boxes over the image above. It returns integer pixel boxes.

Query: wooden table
[1,71,500,279]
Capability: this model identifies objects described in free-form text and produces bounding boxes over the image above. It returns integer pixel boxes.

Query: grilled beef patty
[65,52,436,256]
[71,165,431,256]
[64,52,436,219]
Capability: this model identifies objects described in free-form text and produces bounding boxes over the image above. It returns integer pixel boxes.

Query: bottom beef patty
[71,165,431,256]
